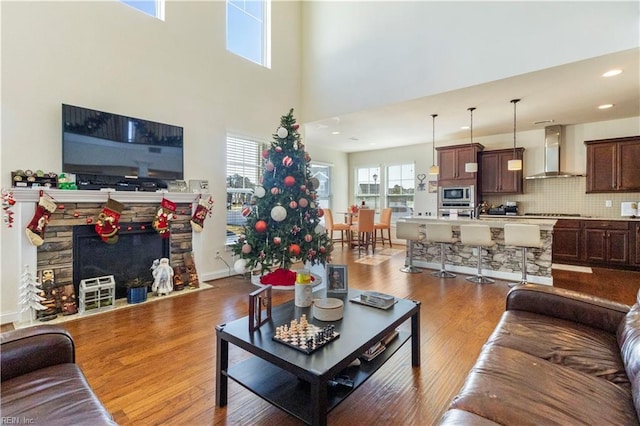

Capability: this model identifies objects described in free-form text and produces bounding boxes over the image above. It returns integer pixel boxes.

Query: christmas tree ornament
[153,198,177,238]
[273,236,281,245]
[234,259,249,274]
[275,146,283,153]
[277,126,288,138]
[310,177,320,190]
[254,186,266,198]
[270,187,279,195]
[289,200,298,209]
[241,207,251,217]
[304,234,313,242]
[86,217,93,224]
[289,244,301,256]
[2,189,16,228]
[300,185,306,192]
[265,161,275,172]
[262,149,269,159]
[315,223,325,234]
[305,153,311,162]
[242,244,252,254]
[255,220,268,233]
[271,205,287,222]
[190,196,214,232]
[317,208,325,218]
[94,198,125,244]
[25,193,57,246]
[298,198,309,208]
[282,156,293,167]
[284,176,296,187]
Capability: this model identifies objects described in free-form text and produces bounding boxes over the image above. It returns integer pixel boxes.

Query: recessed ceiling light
[598,104,614,110]
[533,119,555,125]
[460,126,470,130]
[602,69,622,77]
[369,142,377,146]
[331,131,341,135]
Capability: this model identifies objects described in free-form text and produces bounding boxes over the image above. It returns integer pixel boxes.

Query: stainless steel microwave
[439,185,474,208]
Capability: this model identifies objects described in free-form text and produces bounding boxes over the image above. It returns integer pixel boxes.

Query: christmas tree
[19,265,46,323]
[232,109,333,277]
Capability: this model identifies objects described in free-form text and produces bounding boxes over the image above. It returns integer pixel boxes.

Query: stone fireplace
[3,189,198,323]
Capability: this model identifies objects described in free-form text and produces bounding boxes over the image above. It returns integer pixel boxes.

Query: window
[120,0,164,20]
[355,167,380,210]
[310,164,331,209]
[226,0,271,67]
[226,135,267,245]
[386,163,415,223]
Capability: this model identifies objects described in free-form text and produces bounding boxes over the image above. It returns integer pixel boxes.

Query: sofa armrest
[1,325,75,382]
[506,284,630,334]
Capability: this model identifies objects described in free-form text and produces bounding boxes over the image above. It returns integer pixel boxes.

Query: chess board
[272,315,340,354]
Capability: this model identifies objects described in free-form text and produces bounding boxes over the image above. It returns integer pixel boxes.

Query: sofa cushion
[0,363,116,426]
[449,345,638,425]
[487,310,630,389]
[618,299,640,418]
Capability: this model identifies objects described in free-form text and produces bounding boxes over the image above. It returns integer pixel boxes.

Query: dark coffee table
[215,289,420,426]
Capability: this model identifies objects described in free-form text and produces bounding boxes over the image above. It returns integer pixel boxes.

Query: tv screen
[62,104,184,181]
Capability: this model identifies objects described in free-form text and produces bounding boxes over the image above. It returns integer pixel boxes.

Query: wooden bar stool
[424,223,458,278]
[396,221,425,274]
[374,208,393,248]
[460,225,496,284]
[504,224,543,287]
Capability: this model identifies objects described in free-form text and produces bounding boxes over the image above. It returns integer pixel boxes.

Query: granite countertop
[480,214,640,222]
[399,216,557,230]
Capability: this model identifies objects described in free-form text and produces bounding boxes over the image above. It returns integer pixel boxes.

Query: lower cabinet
[553,219,637,270]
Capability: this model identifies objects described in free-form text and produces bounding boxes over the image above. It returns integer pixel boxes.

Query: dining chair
[374,208,393,248]
[350,208,375,255]
[324,208,351,247]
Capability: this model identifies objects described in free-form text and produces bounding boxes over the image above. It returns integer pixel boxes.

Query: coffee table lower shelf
[224,330,411,424]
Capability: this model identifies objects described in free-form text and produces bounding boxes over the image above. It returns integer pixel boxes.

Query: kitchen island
[398,216,556,285]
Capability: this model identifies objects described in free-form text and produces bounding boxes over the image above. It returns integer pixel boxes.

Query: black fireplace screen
[73,223,169,298]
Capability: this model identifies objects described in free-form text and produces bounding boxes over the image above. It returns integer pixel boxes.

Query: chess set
[272,314,340,354]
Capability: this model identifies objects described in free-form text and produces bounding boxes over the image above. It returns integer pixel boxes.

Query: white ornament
[314,223,325,234]
[254,186,266,198]
[234,259,249,274]
[271,205,287,222]
[277,127,288,138]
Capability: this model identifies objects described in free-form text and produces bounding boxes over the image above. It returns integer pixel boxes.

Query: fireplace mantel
[11,188,199,204]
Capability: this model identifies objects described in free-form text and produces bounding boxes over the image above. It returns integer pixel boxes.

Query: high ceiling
[304,48,639,153]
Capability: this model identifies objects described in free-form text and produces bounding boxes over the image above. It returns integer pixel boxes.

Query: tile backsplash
[482,177,640,218]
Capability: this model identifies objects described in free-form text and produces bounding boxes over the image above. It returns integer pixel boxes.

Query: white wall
[0,1,303,318]
[301,1,639,121]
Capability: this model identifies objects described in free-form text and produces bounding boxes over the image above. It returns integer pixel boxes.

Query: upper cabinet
[585,136,640,193]
[479,148,525,194]
[436,143,483,186]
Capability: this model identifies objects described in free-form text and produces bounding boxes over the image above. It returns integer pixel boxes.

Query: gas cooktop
[524,213,581,217]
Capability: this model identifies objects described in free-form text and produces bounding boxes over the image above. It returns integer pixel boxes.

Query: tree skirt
[250,268,322,291]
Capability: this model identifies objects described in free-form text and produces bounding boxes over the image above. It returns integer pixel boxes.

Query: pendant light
[429,114,439,175]
[464,107,478,173]
[507,99,523,171]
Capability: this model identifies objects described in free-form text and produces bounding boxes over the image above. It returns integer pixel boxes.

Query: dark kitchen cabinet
[479,148,524,194]
[585,136,640,193]
[436,143,484,186]
[552,219,583,264]
[633,223,640,267]
[583,221,630,265]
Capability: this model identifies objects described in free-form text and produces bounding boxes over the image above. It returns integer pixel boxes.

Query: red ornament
[141,225,146,230]
[319,246,326,253]
[284,176,296,187]
[58,204,65,210]
[289,200,298,209]
[242,244,252,254]
[282,156,293,167]
[127,226,133,231]
[242,207,251,217]
[273,237,281,245]
[289,244,301,256]
[293,123,300,130]
[255,220,268,233]
[317,208,324,218]
[265,161,275,172]
[262,149,269,159]
[298,198,309,208]
[275,146,283,153]
[300,185,306,192]
[271,187,279,195]
[304,234,313,242]
[86,217,93,224]
[73,212,79,218]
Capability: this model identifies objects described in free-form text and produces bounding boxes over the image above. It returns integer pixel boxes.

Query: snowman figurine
[152,258,174,296]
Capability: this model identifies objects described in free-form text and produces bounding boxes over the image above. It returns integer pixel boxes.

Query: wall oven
[439,185,474,216]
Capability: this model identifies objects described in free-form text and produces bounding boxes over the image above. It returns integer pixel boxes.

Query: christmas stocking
[25,194,57,246]
[95,198,125,244]
[190,196,213,232]
[153,198,176,238]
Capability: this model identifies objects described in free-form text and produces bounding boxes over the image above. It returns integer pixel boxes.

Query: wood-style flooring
[8,246,640,425]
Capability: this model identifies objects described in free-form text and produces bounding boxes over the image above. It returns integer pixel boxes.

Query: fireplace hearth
[73,222,169,299]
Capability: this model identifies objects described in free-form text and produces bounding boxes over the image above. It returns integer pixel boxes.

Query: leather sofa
[440,284,640,425]
[1,325,117,425]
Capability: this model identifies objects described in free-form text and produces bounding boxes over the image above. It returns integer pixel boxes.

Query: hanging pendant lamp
[464,107,478,173]
[507,99,523,171]
[429,114,439,175]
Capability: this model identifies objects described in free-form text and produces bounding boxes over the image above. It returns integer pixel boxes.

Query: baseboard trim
[552,263,593,273]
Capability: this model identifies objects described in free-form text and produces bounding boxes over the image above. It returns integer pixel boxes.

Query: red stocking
[95,199,124,244]
[153,198,176,238]
[25,195,57,246]
[190,196,213,232]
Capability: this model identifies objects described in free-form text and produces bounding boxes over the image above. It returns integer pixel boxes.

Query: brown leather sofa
[440,284,640,425]
[1,325,117,425]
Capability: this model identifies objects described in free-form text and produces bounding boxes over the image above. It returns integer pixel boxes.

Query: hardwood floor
[12,247,640,425]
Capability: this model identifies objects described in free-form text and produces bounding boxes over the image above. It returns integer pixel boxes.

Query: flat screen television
[62,104,184,185]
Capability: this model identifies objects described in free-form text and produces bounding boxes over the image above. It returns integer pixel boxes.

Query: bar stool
[424,223,458,278]
[504,224,542,287]
[460,225,496,284]
[396,221,425,274]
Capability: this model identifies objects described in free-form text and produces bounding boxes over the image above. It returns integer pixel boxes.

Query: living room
[2,1,640,424]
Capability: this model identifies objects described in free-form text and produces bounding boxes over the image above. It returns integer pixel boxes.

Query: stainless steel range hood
[525,125,584,179]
